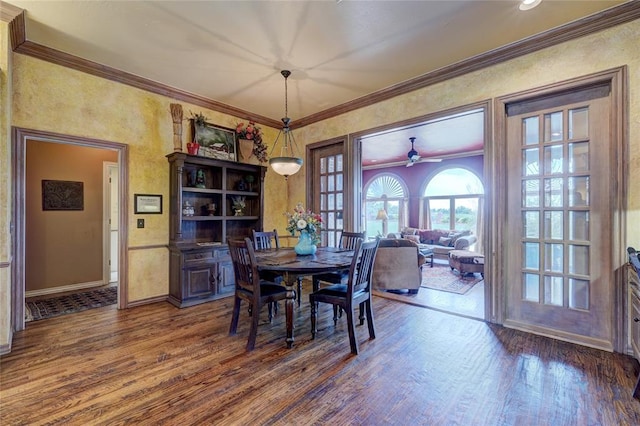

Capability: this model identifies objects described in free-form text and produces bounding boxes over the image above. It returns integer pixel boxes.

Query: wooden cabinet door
[184,266,215,299]
[216,259,235,296]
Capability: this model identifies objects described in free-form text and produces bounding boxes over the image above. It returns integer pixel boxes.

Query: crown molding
[294,1,640,127]
[7,10,281,129]
[0,1,22,23]
[7,1,640,129]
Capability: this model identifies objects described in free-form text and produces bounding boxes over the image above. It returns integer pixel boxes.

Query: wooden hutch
[167,152,266,307]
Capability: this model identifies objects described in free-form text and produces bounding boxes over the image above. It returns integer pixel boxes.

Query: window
[422,168,484,235]
[364,174,408,238]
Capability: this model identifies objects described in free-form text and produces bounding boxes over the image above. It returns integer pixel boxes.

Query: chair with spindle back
[228,237,290,351]
[253,229,306,307]
[312,231,365,319]
[309,239,379,355]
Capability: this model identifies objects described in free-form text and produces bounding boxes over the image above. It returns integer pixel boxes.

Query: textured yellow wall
[291,20,640,246]
[9,54,287,307]
[1,18,638,352]
[0,22,12,350]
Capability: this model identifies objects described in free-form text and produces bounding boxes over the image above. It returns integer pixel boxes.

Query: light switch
[137,218,144,228]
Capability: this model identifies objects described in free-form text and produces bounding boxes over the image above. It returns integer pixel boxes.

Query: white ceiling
[6,0,627,122]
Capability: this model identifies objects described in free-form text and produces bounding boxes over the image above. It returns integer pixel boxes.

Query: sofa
[387,227,477,261]
[372,238,426,294]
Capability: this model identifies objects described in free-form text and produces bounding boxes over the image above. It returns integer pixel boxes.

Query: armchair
[372,238,426,294]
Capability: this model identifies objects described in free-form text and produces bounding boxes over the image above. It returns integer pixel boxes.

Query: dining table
[254,246,355,348]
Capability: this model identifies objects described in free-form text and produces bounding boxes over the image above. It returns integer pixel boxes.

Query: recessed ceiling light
[519,0,542,11]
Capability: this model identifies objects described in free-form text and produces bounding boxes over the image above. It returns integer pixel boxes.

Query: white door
[104,162,119,284]
[503,83,614,350]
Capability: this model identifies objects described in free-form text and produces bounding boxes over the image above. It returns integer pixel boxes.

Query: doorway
[11,127,128,332]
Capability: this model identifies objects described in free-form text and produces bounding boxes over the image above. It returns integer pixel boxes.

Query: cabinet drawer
[184,251,214,262]
[215,248,230,260]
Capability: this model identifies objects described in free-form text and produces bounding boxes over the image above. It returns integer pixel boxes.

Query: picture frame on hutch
[192,120,236,162]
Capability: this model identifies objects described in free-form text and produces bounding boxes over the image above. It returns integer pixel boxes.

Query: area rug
[25,286,117,322]
[420,263,482,295]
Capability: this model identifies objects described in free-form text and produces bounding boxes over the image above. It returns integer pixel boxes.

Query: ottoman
[449,250,485,278]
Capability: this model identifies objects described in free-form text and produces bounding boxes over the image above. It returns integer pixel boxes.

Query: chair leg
[333,305,340,325]
[297,277,303,308]
[267,302,273,323]
[310,297,317,339]
[246,302,261,351]
[365,299,376,340]
[358,302,365,325]
[229,296,241,335]
[345,305,359,355]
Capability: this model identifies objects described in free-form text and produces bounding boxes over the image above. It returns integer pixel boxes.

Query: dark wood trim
[293,2,640,127]
[0,1,22,23]
[7,3,639,128]
[7,10,25,49]
[127,244,169,251]
[11,127,130,333]
[7,13,280,130]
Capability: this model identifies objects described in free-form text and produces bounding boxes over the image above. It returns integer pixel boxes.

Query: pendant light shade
[269,70,303,179]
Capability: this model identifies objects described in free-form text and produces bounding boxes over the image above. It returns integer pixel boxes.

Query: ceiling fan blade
[406,161,414,167]
[410,154,421,161]
[421,158,442,162]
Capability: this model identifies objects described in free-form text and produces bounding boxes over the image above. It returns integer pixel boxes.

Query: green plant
[189,111,208,126]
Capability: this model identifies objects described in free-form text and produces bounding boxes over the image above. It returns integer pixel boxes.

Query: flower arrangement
[235,121,268,163]
[285,202,322,245]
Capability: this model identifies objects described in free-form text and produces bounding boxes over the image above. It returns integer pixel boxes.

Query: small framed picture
[134,194,163,214]
[192,120,236,161]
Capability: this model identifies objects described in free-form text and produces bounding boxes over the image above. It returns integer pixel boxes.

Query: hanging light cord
[283,70,290,122]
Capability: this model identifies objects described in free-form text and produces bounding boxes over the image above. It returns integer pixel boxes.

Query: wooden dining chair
[312,231,365,318]
[252,229,280,250]
[228,237,289,351]
[309,239,379,355]
[253,228,305,307]
[312,230,365,290]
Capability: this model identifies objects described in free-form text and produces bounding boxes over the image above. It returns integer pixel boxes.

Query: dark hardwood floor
[2,285,640,425]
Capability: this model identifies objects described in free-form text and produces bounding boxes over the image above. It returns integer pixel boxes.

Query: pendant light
[269,70,303,179]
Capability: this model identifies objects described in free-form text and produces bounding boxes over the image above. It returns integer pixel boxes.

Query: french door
[502,81,618,350]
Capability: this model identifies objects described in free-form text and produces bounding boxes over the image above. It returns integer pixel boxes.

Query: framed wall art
[192,120,236,162]
[42,180,84,211]
[134,194,163,214]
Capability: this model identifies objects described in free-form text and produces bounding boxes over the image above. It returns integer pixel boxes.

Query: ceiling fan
[406,137,442,167]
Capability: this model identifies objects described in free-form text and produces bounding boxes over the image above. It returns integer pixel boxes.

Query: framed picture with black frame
[134,194,163,214]
[42,180,84,211]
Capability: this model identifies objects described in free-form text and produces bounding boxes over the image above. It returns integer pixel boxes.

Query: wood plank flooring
[2,289,640,425]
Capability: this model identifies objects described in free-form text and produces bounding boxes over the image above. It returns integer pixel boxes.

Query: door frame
[306,136,356,234]
[493,67,627,351]
[103,161,119,284]
[11,127,129,332]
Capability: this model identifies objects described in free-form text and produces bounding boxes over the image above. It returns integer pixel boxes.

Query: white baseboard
[25,280,108,297]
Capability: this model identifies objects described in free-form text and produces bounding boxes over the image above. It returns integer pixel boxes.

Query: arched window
[364,174,408,237]
[422,167,484,250]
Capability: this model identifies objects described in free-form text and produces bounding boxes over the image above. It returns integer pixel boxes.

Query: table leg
[284,274,297,348]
